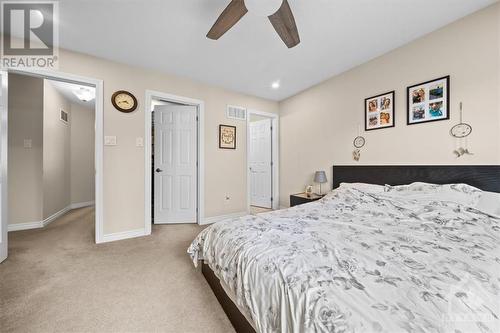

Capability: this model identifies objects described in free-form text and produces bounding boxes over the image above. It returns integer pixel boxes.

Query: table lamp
[314,171,327,195]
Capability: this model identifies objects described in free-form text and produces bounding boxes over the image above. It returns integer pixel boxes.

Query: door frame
[246,109,279,211]
[144,90,205,230]
[2,68,104,243]
[1,70,8,262]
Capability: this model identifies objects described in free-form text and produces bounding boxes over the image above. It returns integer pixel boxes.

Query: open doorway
[0,69,103,263]
[145,91,204,229]
[247,110,279,214]
[7,73,96,234]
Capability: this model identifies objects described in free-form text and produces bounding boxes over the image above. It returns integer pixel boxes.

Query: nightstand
[290,193,325,207]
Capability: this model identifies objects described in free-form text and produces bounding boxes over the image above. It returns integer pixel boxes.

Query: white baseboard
[70,201,95,209]
[200,211,248,226]
[99,210,248,244]
[42,206,71,228]
[98,228,148,244]
[8,221,43,232]
[8,201,94,232]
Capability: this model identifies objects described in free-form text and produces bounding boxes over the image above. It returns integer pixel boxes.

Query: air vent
[226,105,246,121]
[60,109,69,124]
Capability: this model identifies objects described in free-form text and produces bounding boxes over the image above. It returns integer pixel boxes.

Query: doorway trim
[1,70,7,262]
[144,90,205,231]
[3,68,104,243]
[246,109,279,211]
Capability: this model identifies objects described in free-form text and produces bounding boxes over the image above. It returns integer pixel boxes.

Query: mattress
[188,183,500,332]
[219,274,258,331]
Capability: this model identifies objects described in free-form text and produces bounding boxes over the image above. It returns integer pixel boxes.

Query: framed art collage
[365,91,395,131]
[407,76,450,125]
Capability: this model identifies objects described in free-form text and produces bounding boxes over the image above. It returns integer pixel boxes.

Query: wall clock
[111,90,138,113]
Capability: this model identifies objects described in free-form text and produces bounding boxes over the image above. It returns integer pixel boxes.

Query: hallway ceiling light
[271,81,280,89]
[73,87,95,102]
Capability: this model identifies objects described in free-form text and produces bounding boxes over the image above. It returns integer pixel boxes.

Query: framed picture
[219,124,236,149]
[365,91,395,131]
[407,76,450,125]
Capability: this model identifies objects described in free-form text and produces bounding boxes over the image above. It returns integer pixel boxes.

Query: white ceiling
[49,80,96,108]
[57,0,497,101]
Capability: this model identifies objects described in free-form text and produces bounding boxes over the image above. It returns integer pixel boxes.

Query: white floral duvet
[188,184,500,333]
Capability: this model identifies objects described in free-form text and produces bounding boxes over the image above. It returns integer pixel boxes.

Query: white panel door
[249,118,272,208]
[0,71,8,263]
[154,105,197,224]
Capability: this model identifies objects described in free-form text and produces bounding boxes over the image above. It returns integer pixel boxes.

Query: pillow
[474,191,500,218]
[339,182,385,193]
[385,182,441,193]
[384,182,483,207]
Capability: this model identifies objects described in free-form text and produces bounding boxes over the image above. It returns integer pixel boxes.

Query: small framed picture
[219,124,236,149]
[365,91,395,131]
[407,76,450,125]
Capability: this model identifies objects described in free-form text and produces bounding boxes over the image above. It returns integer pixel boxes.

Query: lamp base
[315,183,322,196]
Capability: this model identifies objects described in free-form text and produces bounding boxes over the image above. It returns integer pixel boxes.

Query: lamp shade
[314,171,327,184]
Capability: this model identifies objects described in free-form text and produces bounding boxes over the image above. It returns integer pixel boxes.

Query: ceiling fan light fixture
[244,0,283,17]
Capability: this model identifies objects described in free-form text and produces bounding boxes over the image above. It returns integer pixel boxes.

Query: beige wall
[42,81,71,219]
[279,4,500,207]
[7,74,44,225]
[70,103,95,205]
[55,49,279,234]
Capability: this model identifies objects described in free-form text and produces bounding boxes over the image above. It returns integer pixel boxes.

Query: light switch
[104,136,117,146]
[136,137,144,147]
[23,139,32,148]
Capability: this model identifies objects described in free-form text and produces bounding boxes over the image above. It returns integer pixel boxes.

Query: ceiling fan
[207,0,300,48]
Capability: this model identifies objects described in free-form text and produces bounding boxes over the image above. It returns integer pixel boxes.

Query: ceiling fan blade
[268,0,300,48]
[207,0,248,40]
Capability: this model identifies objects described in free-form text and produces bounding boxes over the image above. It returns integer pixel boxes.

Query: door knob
[156,168,163,173]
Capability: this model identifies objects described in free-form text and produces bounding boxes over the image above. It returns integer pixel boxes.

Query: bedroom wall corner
[70,102,95,205]
[43,80,72,219]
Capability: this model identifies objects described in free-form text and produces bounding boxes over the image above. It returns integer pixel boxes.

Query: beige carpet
[0,207,235,333]
[249,206,272,215]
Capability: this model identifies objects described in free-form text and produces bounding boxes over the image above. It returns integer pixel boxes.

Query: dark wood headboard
[332,165,500,193]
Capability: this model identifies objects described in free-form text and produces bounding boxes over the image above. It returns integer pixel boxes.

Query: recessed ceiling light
[271,81,280,89]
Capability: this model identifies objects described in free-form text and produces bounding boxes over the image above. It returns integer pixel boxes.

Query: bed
[188,165,500,333]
